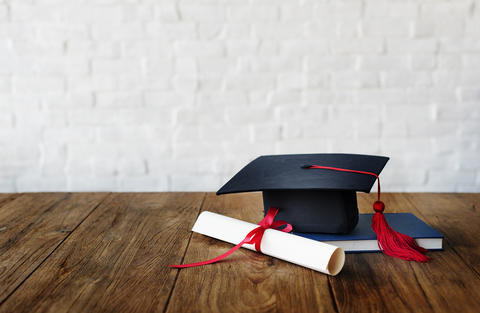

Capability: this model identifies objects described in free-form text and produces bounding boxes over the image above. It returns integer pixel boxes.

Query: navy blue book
[294,213,444,253]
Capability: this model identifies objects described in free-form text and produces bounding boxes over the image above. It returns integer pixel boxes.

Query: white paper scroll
[192,211,345,276]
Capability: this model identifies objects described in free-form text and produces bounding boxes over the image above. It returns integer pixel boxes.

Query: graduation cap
[217,153,431,262]
[217,153,388,233]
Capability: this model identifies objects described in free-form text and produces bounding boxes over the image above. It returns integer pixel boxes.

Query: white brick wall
[1,0,479,192]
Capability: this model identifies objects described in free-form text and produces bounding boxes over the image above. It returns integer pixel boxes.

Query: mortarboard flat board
[217,153,389,234]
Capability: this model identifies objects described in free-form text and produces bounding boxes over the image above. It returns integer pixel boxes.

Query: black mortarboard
[217,153,389,234]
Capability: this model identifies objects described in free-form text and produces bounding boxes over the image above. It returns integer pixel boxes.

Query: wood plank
[0,194,22,209]
[166,192,338,313]
[328,193,480,313]
[0,192,204,313]
[403,193,480,273]
[0,193,108,304]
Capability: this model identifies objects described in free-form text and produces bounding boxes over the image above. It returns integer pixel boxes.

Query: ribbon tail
[169,238,248,268]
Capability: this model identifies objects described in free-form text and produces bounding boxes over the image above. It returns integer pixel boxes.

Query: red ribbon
[169,207,292,268]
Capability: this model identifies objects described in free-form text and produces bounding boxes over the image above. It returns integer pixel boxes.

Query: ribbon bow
[169,207,292,268]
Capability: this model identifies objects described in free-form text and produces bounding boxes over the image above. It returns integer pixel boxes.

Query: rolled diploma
[192,211,345,276]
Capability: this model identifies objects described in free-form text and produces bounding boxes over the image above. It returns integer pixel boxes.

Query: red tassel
[304,164,431,262]
[372,201,430,262]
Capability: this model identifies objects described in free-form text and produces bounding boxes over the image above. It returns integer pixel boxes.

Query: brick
[122,4,154,21]
[277,73,304,90]
[122,41,172,58]
[362,18,412,36]
[306,55,357,71]
[8,40,64,57]
[91,58,143,76]
[64,5,124,23]
[179,4,225,22]
[280,4,313,20]
[414,17,464,38]
[153,4,179,22]
[35,23,89,41]
[460,70,480,86]
[381,71,432,88]
[221,23,252,39]
[197,73,224,91]
[176,107,225,125]
[305,73,330,89]
[13,76,64,93]
[197,91,247,107]
[226,40,259,56]
[224,73,275,90]
[16,176,69,192]
[410,54,436,70]
[146,22,196,40]
[331,38,384,54]
[175,41,224,57]
[251,124,281,142]
[364,1,417,18]
[225,107,271,124]
[67,75,117,93]
[252,22,305,39]
[384,104,435,122]
[462,53,480,68]
[465,17,480,36]
[91,22,145,41]
[0,94,40,111]
[439,38,480,53]
[96,91,143,107]
[315,2,362,19]
[197,57,238,73]
[170,174,220,191]
[67,40,120,58]
[279,40,329,55]
[420,2,472,18]
[145,58,174,75]
[250,56,302,72]
[199,124,250,142]
[0,76,10,92]
[387,39,437,53]
[458,87,480,102]
[172,74,197,92]
[356,89,407,105]
[269,91,302,106]
[0,5,7,21]
[306,20,361,38]
[358,55,409,71]
[228,5,279,22]
[10,4,62,22]
[34,56,90,75]
[67,176,118,192]
[331,71,379,88]
[145,91,194,107]
[43,127,95,144]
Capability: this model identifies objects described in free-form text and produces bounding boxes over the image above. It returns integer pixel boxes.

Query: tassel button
[373,201,385,213]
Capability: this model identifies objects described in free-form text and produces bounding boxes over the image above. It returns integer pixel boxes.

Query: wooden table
[0,192,479,313]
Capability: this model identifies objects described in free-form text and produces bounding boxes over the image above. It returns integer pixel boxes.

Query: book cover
[294,213,444,253]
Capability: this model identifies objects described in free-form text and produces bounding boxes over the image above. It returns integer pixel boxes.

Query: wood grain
[403,193,480,273]
[0,193,108,304]
[166,192,338,313]
[0,193,21,209]
[328,193,480,313]
[0,192,204,313]
[0,192,479,313]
